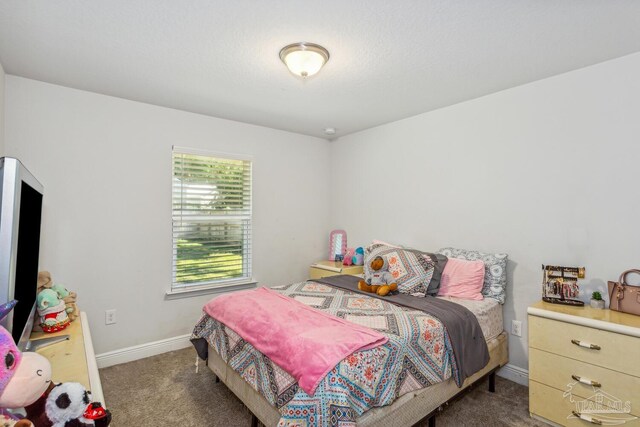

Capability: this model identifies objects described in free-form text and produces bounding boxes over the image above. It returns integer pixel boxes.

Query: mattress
[192,283,505,427]
[438,295,504,341]
[206,332,509,427]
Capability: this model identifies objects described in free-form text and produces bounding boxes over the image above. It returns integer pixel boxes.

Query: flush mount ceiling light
[279,42,330,78]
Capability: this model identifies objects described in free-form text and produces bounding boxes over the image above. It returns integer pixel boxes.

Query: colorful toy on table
[50,285,78,323]
[352,247,364,266]
[36,290,70,334]
[0,301,52,427]
[342,247,364,266]
[37,272,79,323]
[358,255,398,296]
[342,248,356,266]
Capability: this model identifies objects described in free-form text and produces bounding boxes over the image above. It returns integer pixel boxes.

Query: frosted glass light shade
[279,43,329,78]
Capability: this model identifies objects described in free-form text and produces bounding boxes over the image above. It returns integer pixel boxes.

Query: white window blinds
[172,148,252,290]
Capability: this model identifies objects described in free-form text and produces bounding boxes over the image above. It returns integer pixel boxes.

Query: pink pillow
[438,258,485,300]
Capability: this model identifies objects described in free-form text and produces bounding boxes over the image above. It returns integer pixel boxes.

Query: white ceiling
[1,1,639,140]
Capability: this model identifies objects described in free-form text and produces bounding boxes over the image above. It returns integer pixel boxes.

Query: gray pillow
[423,252,449,296]
[364,244,435,295]
[437,247,508,304]
[365,244,448,296]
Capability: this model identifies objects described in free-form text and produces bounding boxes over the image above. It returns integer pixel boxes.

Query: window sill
[165,279,257,300]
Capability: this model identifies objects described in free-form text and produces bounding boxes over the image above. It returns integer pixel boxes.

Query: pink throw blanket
[204,287,388,395]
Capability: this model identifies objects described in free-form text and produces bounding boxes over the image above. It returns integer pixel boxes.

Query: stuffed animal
[37,273,78,324]
[37,272,53,294]
[43,382,110,427]
[16,382,111,427]
[36,290,70,333]
[342,248,355,266]
[352,247,364,266]
[358,255,398,296]
[0,301,53,427]
[50,285,78,323]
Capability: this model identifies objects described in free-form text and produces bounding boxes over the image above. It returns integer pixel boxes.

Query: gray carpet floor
[100,347,546,427]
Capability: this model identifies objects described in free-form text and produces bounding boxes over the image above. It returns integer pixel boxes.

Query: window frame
[167,146,256,297]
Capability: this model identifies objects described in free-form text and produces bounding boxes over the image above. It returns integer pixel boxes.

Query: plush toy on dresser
[358,255,398,296]
[14,381,111,427]
[36,290,70,334]
[0,301,53,427]
[342,247,365,266]
[50,285,78,323]
[352,247,364,266]
[342,248,356,266]
[37,273,79,323]
[0,301,111,427]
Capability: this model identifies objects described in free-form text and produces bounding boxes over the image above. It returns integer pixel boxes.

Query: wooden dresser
[309,261,363,280]
[30,312,105,406]
[528,301,640,426]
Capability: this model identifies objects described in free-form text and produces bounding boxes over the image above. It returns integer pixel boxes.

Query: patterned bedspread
[191,281,458,427]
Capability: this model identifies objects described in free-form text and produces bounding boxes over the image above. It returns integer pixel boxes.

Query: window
[171,147,252,292]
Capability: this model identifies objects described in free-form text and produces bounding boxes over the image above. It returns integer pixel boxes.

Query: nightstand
[527,301,640,426]
[309,261,363,280]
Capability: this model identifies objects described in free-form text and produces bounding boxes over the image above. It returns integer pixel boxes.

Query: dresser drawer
[530,348,640,413]
[529,315,640,377]
[530,381,640,426]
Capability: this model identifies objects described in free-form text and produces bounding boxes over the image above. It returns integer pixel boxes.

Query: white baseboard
[96,334,192,369]
[497,363,529,387]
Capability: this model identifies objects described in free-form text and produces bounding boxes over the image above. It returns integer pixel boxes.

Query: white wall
[0,60,5,156]
[5,76,331,354]
[5,52,639,371]
[330,52,640,371]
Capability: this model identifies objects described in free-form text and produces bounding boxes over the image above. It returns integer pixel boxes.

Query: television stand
[29,312,105,406]
[24,334,70,352]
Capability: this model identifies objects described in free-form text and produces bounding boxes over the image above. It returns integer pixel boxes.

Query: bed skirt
[206,331,508,427]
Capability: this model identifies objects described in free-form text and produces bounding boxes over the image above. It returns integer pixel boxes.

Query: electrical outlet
[511,320,522,337]
[105,309,117,325]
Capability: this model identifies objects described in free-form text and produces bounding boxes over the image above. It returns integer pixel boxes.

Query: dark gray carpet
[100,347,545,427]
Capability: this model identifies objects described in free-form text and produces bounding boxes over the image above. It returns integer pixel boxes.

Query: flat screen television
[0,157,44,350]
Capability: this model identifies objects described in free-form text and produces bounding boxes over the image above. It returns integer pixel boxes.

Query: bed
[191,274,508,427]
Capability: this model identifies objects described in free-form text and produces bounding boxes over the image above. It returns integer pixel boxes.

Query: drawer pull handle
[572,411,603,425]
[571,374,601,388]
[571,339,601,350]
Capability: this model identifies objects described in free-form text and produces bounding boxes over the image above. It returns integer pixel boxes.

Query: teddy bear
[0,301,53,427]
[36,290,70,333]
[358,255,398,296]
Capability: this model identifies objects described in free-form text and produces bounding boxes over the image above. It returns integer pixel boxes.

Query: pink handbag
[608,269,640,316]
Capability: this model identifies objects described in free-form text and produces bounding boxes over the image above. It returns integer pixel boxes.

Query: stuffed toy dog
[358,256,398,296]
